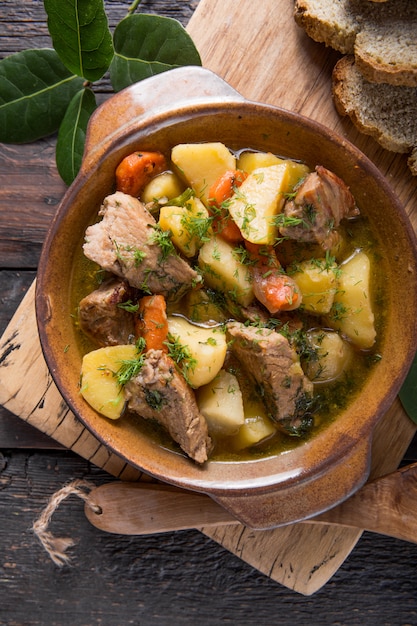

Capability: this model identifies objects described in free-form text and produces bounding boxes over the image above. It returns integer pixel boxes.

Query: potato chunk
[167,316,227,388]
[231,398,277,450]
[159,197,210,258]
[227,164,290,245]
[181,289,228,324]
[304,330,353,382]
[327,250,376,349]
[141,171,184,204]
[291,258,339,315]
[80,345,137,419]
[238,150,284,172]
[197,370,244,436]
[171,142,236,207]
[238,151,309,189]
[198,236,254,306]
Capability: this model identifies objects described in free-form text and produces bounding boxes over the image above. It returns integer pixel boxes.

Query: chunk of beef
[226,322,314,434]
[239,301,271,325]
[83,192,198,301]
[234,301,305,333]
[279,166,360,250]
[125,350,211,463]
[78,277,136,347]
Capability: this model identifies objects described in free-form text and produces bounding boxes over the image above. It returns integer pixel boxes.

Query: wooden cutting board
[1,0,417,595]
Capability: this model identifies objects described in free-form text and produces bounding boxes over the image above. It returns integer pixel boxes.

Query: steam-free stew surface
[72,143,386,462]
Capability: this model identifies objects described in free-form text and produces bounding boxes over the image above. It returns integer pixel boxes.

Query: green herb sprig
[115,337,147,387]
[165,333,197,385]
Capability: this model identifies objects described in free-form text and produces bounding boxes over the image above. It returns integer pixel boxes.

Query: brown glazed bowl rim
[35,67,417,528]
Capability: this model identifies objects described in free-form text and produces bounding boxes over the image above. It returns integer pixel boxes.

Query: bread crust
[294,0,358,54]
[355,45,417,88]
[332,56,417,175]
[294,0,417,87]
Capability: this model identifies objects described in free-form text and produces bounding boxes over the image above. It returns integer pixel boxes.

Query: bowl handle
[211,437,372,529]
[80,67,245,174]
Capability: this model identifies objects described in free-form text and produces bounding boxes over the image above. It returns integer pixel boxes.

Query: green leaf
[56,87,97,186]
[0,48,84,143]
[399,351,417,424]
[44,0,114,82]
[110,14,201,92]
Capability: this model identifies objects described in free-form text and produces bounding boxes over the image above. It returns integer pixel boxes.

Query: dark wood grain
[3,0,417,621]
[1,450,417,626]
[0,1,200,269]
[0,270,60,445]
[0,0,199,438]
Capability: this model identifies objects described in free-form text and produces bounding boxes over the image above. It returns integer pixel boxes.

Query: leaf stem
[128,0,142,14]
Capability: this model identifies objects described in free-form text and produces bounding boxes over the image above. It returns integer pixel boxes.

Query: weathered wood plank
[0,271,35,332]
[2,450,417,625]
[2,0,415,608]
[0,411,63,448]
[0,270,62,445]
[0,0,197,53]
[0,141,65,267]
[0,270,55,445]
[0,0,198,268]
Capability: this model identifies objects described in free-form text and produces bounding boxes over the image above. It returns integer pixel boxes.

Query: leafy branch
[0,0,201,185]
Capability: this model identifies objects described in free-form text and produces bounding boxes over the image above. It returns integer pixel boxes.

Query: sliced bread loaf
[294,0,417,87]
[332,55,417,175]
[294,0,357,54]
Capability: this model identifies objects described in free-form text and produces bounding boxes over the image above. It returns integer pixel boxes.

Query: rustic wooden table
[2,1,417,624]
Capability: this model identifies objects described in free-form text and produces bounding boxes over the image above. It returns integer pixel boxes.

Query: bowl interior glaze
[36,68,417,528]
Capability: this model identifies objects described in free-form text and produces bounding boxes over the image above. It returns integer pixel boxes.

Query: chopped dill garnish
[165,333,197,385]
[273,214,304,229]
[115,337,146,387]
[304,203,317,224]
[148,225,177,262]
[329,300,349,322]
[211,240,221,261]
[180,210,213,245]
[310,252,338,271]
[113,240,146,267]
[282,190,297,200]
[232,245,258,266]
[253,171,264,184]
[117,300,139,312]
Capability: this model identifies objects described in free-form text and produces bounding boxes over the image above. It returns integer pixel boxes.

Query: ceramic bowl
[36,67,417,529]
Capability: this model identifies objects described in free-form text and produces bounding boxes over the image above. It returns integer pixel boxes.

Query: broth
[71,145,387,462]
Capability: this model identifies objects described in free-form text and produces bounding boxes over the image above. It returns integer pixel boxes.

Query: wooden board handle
[85,462,417,544]
[85,482,239,535]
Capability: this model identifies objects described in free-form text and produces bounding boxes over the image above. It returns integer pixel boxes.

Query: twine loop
[32,478,100,567]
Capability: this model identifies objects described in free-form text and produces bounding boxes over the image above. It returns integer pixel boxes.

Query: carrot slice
[244,241,275,260]
[216,217,243,243]
[253,269,302,313]
[135,295,169,352]
[116,151,167,197]
[208,170,248,243]
[246,242,302,313]
[209,169,248,207]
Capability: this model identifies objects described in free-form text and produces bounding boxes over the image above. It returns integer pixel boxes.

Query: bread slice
[332,56,417,175]
[294,0,357,54]
[294,0,417,87]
